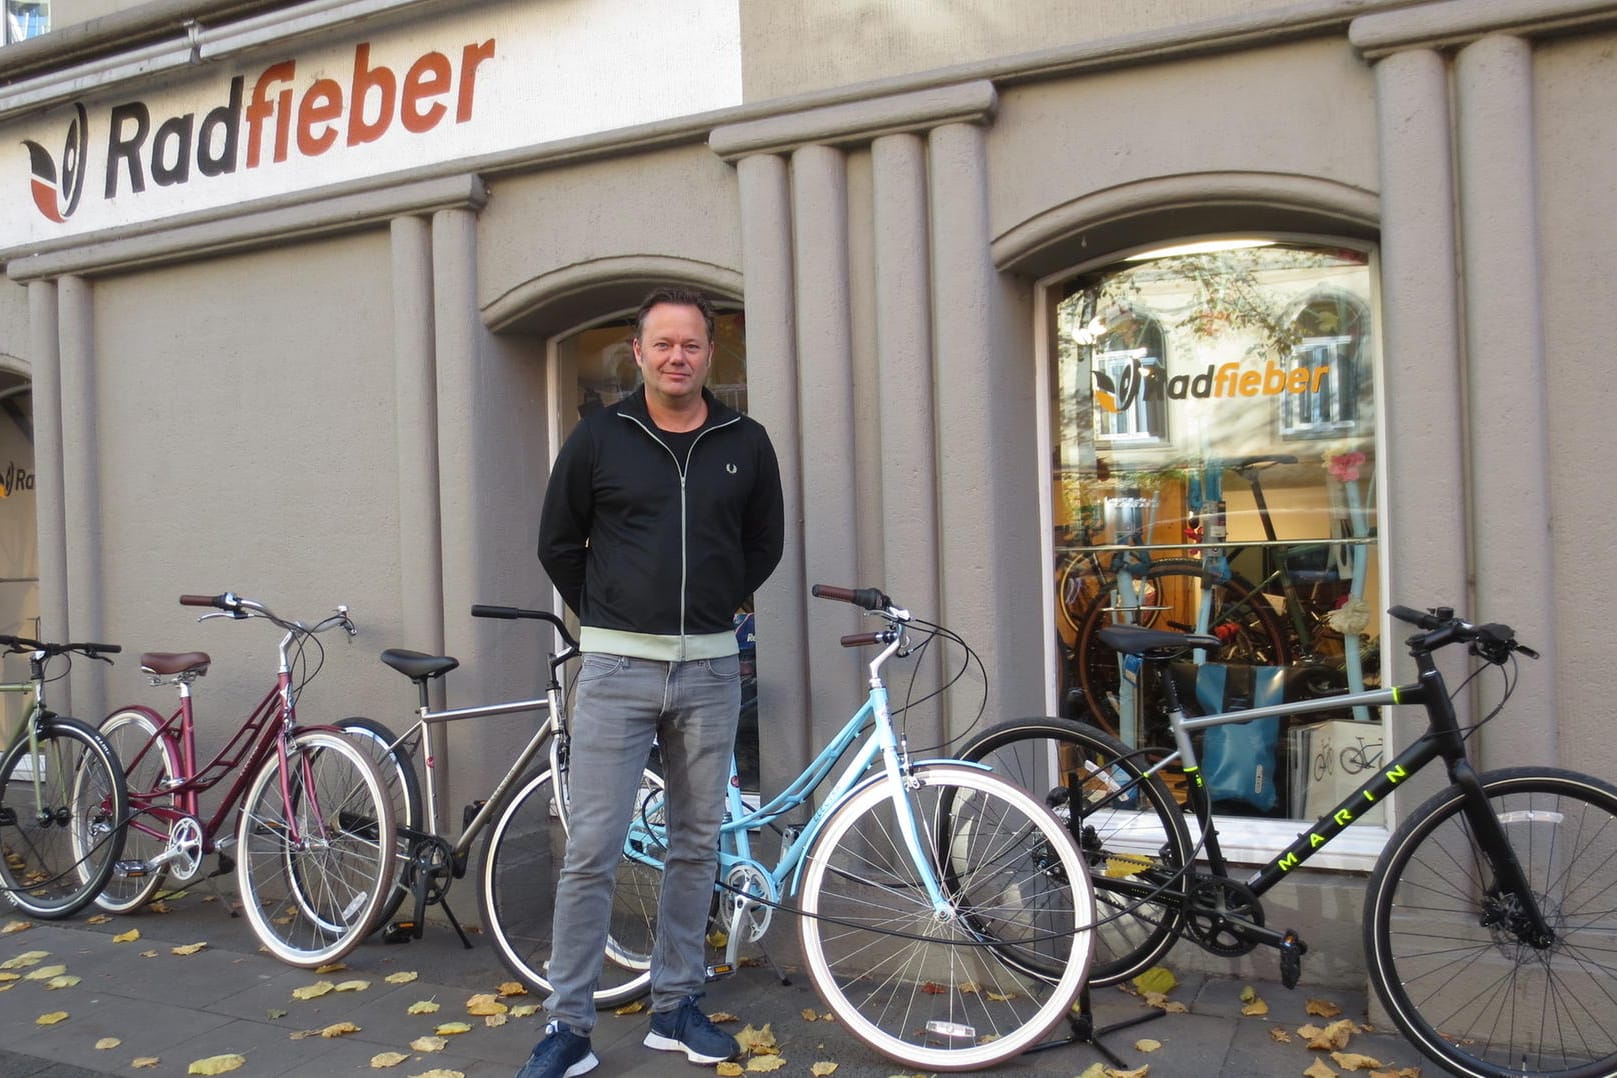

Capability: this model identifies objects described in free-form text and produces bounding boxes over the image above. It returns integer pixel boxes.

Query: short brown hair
[635,287,716,343]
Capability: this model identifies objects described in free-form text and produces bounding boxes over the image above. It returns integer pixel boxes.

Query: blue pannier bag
[1192,664,1286,813]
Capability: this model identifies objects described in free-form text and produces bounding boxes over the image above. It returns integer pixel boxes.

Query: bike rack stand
[1030,984,1166,1068]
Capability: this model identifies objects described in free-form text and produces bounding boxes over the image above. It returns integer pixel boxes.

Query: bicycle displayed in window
[95,593,396,968]
[0,635,127,919]
[961,605,1617,1078]
[354,588,1097,1070]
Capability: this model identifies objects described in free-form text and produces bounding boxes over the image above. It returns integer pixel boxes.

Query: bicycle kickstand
[1027,982,1160,1067]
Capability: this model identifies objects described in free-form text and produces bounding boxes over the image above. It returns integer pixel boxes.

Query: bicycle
[0,634,127,918]
[331,602,666,1011]
[354,587,1098,1071]
[960,604,1617,1078]
[95,592,396,968]
[1338,733,1383,775]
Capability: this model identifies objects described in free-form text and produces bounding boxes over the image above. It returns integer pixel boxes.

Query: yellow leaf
[707,929,729,948]
[1109,1068,1150,1078]
[1304,1060,1338,1078]
[434,1021,472,1035]
[36,1011,68,1025]
[810,1064,838,1076]
[465,993,508,1015]
[288,1029,321,1041]
[140,950,159,958]
[1331,1050,1384,1071]
[1,950,48,969]
[484,1013,508,1028]
[1240,984,1259,1003]
[801,1008,819,1021]
[716,1065,745,1078]
[747,1058,787,1073]
[1308,998,1344,1018]
[369,1051,409,1068]
[1306,1018,1358,1051]
[291,981,335,1000]
[511,1003,540,1018]
[736,1023,777,1053]
[95,1037,121,1050]
[1,920,31,933]
[148,902,173,914]
[384,970,418,984]
[708,1011,740,1023]
[172,942,208,956]
[1270,1027,1293,1043]
[1079,1063,1111,1078]
[497,980,528,996]
[85,914,111,925]
[409,1035,447,1052]
[314,962,347,974]
[187,1054,246,1074]
[1242,997,1270,1016]
[986,990,1016,1002]
[613,999,645,1015]
[1135,1038,1162,1052]
[1131,966,1177,995]
[0,972,18,983]
[335,980,370,992]
[320,1021,361,1038]
[113,929,141,943]
[25,963,67,980]
[46,974,80,989]
[407,1000,441,1015]
[408,1071,465,1078]
[133,1057,160,1068]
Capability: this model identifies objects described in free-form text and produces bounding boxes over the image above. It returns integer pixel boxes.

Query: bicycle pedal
[1279,930,1308,990]
[382,921,418,944]
[704,963,736,981]
[113,859,149,879]
[462,800,487,830]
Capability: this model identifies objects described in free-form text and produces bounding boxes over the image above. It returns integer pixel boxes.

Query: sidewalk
[0,885,1428,1078]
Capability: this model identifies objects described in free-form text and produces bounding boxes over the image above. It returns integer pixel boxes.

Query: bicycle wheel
[0,717,126,919]
[958,717,1190,986]
[1071,559,1289,738]
[235,730,396,967]
[797,763,1093,1071]
[1365,767,1617,1078]
[478,765,664,1007]
[336,717,421,928]
[92,708,182,913]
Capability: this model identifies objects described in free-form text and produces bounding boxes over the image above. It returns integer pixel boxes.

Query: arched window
[1280,290,1370,438]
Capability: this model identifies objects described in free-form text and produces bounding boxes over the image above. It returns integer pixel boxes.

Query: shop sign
[1,0,742,248]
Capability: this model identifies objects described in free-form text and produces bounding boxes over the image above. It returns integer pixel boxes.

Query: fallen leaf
[1109,1068,1150,1078]
[384,971,418,984]
[24,963,67,980]
[370,1052,409,1068]
[1306,1018,1358,1051]
[187,1053,245,1074]
[511,1003,540,1018]
[0,972,17,983]
[1270,1027,1293,1043]
[148,902,173,914]
[315,962,347,974]
[321,1022,361,1038]
[1239,984,1260,1003]
[1308,998,1344,1018]
[46,975,80,989]
[1135,1037,1162,1052]
[1304,1059,1339,1078]
[613,999,645,1015]
[747,1058,787,1072]
[113,929,141,943]
[497,981,528,996]
[267,1009,287,1020]
[172,942,208,956]
[292,981,336,1000]
[1,950,47,970]
[95,1037,121,1049]
[1331,1051,1384,1071]
[86,915,112,924]
[716,1065,744,1078]
[987,990,1018,1002]
[1,920,30,934]
[465,993,508,1015]
[801,1007,820,1021]
[1079,1063,1111,1078]
[409,1035,447,1052]
[1242,997,1270,1016]
[288,1029,322,1041]
[335,980,371,992]
[140,950,159,958]
[133,1057,160,1069]
[408,1070,464,1078]
[810,1065,837,1076]
[484,1013,508,1028]
[1132,966,1177,995]
[36,1011,68,1025]
[434,1021,472,1035]
[709,1011,740,1023]
[407,1000,441,1015]
[736,1024,778,1054]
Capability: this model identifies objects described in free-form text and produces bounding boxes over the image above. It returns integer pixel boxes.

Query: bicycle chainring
[167,816,205,881]
[1184,876,1265,956]
[721,863,776,943]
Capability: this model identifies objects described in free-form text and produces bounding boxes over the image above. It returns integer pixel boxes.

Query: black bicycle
[961,604,1617,1078]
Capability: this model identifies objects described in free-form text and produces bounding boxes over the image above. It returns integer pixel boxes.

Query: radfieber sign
[4,0,742,247]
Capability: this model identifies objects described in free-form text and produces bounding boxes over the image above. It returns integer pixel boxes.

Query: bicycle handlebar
[179,593,356,636]
[0,635,121,661]
[470,604,580,651]
[1390,605,1540,664]
[812,584,893,611]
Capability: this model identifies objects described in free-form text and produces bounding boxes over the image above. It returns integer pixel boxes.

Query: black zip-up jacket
[537,386,785,660]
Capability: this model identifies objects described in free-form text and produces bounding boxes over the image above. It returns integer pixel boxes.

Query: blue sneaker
[515,1021,597,1078]
[643,994,740,1064]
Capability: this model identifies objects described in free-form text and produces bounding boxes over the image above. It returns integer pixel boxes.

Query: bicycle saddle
[139,652,211,676]
[1095,624,1223,656]
[380,648,460,681]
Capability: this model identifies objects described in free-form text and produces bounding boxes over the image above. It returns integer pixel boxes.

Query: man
[519,287,785,1078]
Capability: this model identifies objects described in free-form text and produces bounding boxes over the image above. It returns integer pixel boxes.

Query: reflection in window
[4,1,49,44]
[1093,313,1168,446]
[1281,293,1368,438]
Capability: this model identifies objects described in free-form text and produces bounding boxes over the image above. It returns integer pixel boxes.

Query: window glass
[4,1,49,44]
[1052,241,1380,822]
[553,307,759,789]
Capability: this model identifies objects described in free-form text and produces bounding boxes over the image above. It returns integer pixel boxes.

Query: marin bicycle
[0,634,127,918]
[94,593,396,968]
[353,587,1098,1071]
[960,604,1617,1078]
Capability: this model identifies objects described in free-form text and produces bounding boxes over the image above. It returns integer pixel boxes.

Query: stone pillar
[28,280,68,701]
[57,276,105,717]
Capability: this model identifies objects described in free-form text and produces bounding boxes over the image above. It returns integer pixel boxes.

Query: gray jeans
[543,651,741,1031]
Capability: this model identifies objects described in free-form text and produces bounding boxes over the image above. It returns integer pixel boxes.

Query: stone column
[57,276,105,717]
[27,280,68,703]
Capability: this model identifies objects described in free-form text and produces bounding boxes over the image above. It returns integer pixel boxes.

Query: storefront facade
[3,0,1613,982]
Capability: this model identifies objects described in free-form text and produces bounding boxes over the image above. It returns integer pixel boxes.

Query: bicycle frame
[0,671,48,803]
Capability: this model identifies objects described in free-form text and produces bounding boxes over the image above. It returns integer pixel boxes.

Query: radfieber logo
[1094,358,1330,411]
[23,104,89,222]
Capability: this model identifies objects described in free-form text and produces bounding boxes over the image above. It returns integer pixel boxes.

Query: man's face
[633,303,713,408]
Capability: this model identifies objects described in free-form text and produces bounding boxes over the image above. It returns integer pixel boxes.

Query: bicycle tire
[1056,548,1110,642]
[336,717,422,929]
[797,763,1093,1071]
[93,708,182,913]
[957,717,1191,986]
[1364,767,1617,1078]
[477,765,664,1007]
[234,730,396,967]
[0,716,127,919]
[1071,559,1290,738]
